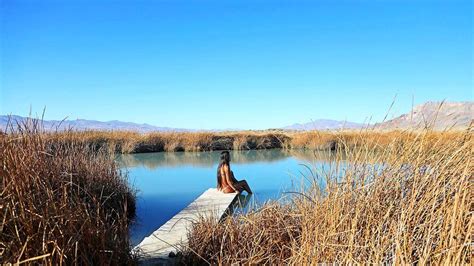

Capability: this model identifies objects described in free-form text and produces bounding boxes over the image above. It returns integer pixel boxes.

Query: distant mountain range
[282,119,365,131]
[375,101,473,130]
[1,101,472,132]
[1,116,367,132]
[0,115,188,133]
[283,101,473,131]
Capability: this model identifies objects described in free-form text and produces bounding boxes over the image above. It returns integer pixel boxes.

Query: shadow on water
[234,193,253,209]
[224,193,253,221]
[236,193,253,208]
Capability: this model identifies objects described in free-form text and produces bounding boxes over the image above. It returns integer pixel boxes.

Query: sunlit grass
[0,120,136,264]
[42,130,290,153]
[13,127,469,155]
[1,116,471,264]
[183,127,473,264]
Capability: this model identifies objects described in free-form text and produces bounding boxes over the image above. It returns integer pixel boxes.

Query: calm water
[117,149,337,245]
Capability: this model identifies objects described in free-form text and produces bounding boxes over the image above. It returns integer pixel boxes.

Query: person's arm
[223,165,237,191]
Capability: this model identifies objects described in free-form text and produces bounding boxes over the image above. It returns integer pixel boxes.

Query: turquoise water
[117,149,336,245]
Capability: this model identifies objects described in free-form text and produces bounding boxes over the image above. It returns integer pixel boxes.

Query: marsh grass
[43,130,290,153]
[27,129,466,155]
[0,120,136,264]
[183,128,473,264]
[1,116,471,264]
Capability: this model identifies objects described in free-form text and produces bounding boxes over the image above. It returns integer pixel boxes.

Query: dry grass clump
[289,130,466,152]
[47,130,141,154]
[141,131,289,152]
[185,128,473,264]
[186,203,300,265]
[231,132,290,150]
[0,121,136,264]
[153,132,215,152]
[289,131,341,150]
[288,130,409,150]
[41,130,290,153]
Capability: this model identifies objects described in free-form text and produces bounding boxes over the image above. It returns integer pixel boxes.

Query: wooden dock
[133,188,239,263]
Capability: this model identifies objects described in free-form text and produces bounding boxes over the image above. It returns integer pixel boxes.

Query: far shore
[31,129,466,154]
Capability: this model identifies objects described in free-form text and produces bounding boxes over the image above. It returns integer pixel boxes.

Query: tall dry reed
[184,128,473,264]
[45,129,463,155]
[0,120,136,264]
[43,130,290,153]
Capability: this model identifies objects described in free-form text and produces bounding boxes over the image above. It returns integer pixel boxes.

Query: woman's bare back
[219,165,252,194]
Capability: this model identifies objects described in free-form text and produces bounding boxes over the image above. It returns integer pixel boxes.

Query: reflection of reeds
[286,149,341,162]
[1,120,136,264]
[118,149,305,169]
[183,127,473,264]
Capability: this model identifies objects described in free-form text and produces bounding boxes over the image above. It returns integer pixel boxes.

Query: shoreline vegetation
[12,128,470,154]
[1,122,136,264]
[184,127,473,264]
[1,119,472,264]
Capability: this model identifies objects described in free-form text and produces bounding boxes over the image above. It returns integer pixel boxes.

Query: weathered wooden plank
[133,188,238,263]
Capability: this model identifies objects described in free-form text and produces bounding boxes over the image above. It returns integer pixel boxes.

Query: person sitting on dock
[217,151,253,194]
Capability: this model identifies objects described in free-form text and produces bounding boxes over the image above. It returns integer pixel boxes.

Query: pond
[117,149,338,245]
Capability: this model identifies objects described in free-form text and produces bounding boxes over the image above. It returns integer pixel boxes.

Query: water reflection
[118,149,337,169]
[118,149,339,245]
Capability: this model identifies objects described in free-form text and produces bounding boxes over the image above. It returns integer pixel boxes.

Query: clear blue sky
[1,0,472,129]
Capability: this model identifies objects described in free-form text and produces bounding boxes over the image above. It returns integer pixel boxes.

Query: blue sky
[1,0,472,129]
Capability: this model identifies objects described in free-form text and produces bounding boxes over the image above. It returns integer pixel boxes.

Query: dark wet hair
[217,151,230,189]
[220,151,230,165]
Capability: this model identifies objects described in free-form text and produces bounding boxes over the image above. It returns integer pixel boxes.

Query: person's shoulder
[221,164,230,171]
